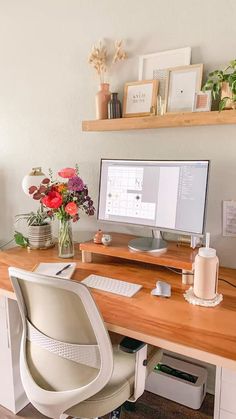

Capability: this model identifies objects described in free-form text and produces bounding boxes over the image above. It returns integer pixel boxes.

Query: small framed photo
[193,91,212,112]
[139,47,191,100]
[164,64,203,114]
[123,80,159,118]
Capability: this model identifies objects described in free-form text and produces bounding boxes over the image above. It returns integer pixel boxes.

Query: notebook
[34,262,76,279]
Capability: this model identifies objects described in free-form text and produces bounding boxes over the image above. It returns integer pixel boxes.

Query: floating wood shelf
[82,110,236,132]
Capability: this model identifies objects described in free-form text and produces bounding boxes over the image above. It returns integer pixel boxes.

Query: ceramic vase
[58,219,74,258]
[95,83,111,119]
[108,93,122,119]
[221,81,233,109]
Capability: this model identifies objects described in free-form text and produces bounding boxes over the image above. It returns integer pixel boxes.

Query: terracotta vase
[95,83,111,120]
[221,81,233,109]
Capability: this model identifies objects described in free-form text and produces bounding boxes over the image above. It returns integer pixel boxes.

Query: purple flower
[68,176,84,192]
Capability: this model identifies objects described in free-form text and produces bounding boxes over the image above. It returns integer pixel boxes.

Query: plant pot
[28,224,54,249]
[221,81,234,109]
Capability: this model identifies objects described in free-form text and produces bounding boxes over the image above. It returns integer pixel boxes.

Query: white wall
[0,0,236,267]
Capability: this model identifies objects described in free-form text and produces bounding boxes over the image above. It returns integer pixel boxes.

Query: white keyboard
[81,274,142,297]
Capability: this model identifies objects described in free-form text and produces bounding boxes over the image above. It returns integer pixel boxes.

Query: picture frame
[123,80,159,118]
[164,64,203,114]
[192,90,212,112]
[138,47,191,100]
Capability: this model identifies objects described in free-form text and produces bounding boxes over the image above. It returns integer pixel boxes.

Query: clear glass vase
[58,219,74,258]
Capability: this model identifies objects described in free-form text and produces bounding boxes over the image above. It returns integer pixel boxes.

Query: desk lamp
[22,167,45,196]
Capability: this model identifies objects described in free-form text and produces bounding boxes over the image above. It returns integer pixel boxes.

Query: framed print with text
[123,80,159,117]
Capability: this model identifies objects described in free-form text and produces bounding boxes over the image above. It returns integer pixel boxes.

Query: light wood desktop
[0,238,236,418]
[0,241,236,366]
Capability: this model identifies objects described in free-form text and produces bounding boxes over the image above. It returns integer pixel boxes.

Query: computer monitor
[98,159,209,252]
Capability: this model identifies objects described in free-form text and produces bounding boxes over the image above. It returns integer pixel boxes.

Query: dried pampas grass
[88,39,127,83]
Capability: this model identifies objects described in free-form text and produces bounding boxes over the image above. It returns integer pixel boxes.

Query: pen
[55,264,71,276]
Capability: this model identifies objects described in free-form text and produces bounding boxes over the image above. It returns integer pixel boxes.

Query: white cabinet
[214,366,236,419]
[0,296,28,413]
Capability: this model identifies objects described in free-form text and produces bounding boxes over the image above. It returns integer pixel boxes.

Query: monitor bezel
[97,158,210,236]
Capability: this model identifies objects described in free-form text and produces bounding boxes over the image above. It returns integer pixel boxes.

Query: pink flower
[65,202,78,216]
[68,176,84,192]
[58,168,76,179]
[42,191,63,209]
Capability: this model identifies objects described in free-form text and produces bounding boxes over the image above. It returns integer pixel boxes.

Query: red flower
[42,191,63,209]
[65,202,78,216]
[58,168,76,179]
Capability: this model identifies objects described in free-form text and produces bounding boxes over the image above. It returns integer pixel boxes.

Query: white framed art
[123,80,158,117]
[138,47,191,100]
[164,64,203,113]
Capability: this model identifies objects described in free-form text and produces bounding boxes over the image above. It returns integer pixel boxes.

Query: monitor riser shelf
[80,233,198,284]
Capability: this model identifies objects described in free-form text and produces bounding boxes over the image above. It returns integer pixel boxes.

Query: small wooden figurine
[93,229,103,244]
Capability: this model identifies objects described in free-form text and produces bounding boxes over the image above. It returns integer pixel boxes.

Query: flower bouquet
[29,167,95,258]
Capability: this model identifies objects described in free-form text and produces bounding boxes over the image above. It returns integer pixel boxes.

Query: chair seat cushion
[67,345,136,418]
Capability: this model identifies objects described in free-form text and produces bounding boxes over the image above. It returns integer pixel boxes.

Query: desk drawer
[220,409,236,419]
[222,368,236,385]
[221,380,236,414]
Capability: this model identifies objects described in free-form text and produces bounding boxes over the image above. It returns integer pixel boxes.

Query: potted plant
[203,59,236,110]
[15,208,54,249]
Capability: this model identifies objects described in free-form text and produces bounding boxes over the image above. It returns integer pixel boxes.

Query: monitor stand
[128,237,167,253]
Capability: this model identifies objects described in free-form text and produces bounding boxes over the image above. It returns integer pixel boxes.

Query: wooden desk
[0,244,236,417]
[0,244,236,368]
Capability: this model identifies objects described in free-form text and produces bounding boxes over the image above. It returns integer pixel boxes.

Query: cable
[165,266,194,276]
[219,278,236,289]
[0,238,14,250]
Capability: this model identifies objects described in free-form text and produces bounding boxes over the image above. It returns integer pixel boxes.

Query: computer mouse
[151,280,171,298]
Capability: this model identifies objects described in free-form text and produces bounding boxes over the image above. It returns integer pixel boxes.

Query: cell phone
[119,337,146,353]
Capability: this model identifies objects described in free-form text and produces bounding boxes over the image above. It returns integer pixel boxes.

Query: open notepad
[34,263,76,279]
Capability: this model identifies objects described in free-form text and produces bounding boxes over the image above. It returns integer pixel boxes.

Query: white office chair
[9,267,162,419]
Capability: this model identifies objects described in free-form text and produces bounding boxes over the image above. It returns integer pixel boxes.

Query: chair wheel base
[109,406,122,419]
[123,401,136,412]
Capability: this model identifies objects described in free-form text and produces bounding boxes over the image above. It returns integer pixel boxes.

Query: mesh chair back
[9,267,113,419]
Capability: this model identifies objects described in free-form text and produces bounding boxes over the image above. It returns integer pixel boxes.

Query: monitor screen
[98,159,209,235]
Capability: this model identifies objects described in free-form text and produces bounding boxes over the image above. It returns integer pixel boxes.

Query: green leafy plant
[14,209,52,247]
[203,59,236,110]
[14,232,29,248]
[15,208,52,226]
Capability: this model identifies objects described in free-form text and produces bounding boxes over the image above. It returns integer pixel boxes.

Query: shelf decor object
[165,64,203,113]
[108,92,122,119]
[123,80,158,117]
[193,91,212,112]
[82,110,236,132]
[88,40,127,119]
[203,59,236,110]
[139,47,191,101]
[95,83,111,120]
